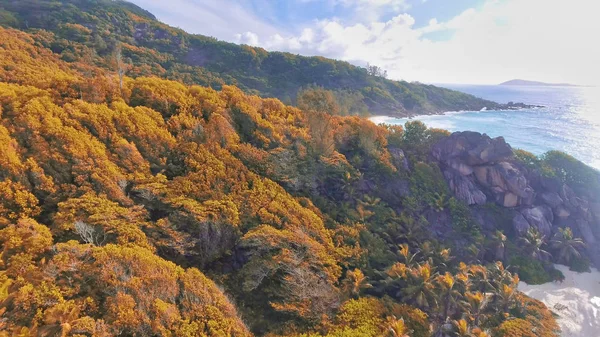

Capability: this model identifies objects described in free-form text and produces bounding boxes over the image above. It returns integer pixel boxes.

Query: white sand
[518,264,600,337]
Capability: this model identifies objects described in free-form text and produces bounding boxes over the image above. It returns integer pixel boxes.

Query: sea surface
[370,85,600,170]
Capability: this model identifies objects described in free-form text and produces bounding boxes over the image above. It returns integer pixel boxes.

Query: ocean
[370,84,600,170]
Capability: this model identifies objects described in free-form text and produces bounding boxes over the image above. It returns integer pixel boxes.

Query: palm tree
[453,319,471,337]
[485,262,520,314]
[356,194,381,223]
[489,230,506,261]
[436,272,464,320]
[441,319,491,337]
[342,268,372,299]
[402,262,439,310]
[496,281,519,313]
[464,291,489,326]
[518,227,551,261]
[385,317,411,337]
[468,265,494,294]
[550,227,585,265]
[398,243,420,267]
[420,241,452,271]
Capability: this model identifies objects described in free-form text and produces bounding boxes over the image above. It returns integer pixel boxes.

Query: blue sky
[128,0,599,85]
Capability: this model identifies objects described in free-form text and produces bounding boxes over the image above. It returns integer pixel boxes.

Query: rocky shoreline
[376,102,545,119]
[499,101,545,110]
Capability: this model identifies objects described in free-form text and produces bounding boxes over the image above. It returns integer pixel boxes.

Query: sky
[127,0,600,85]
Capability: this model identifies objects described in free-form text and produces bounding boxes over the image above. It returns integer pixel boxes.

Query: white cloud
[236,0,600,85]
[300,0,410,22]
[343,0,410,22]
[418,8,477,34]
[130,0,600,85]
[235,32,260,46]
[128,0,282,40]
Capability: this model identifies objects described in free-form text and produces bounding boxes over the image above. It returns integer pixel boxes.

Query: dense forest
[0,0,512,117]
[1,1,600,337]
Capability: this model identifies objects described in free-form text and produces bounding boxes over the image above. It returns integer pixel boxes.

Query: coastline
[369,109,486,125]
[368,106,544,125]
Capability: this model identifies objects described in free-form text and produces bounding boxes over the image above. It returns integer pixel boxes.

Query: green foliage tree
[550,227,585,266]
[518,227,551,261]
[297,86,340,115]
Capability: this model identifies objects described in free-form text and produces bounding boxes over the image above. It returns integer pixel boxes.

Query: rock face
[539,192,563,208]
[389,147,410,171]
[433,132,533,208]
[512,213,531,235]
[443,170,487,205]
[432,131,600,267]
[432,131,513,166]
[520,206,554,237]
[473,162,534,207]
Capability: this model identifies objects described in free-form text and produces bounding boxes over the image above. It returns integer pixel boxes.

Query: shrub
[408,162,449,213]
[541,150,600,196]
[513,149,556,177]
[569,256,591,273]
[449,197,481,239]
[495,318,536,337]
[508,255,551,285]
[547,268,565,282]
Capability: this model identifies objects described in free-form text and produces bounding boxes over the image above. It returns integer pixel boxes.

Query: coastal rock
[560,184,580,210]
[513,213,531,235]
[540,176,562,193]
[541,204,555,223]
[467,138,513,165]
[432,131,513,165]
[444,170,486,205]
[389,148,410,171]
[554,205,571,218]
[496,162,532,198]
[521,206,553,238]
[591,203,600,222]
[473,162,534,207]
[501,192,519,208]
[474,165,506,190]
[576,219,597,245]
[540,192,564,208]
[447,158,473,176]
[577,197,590,216]
[521,188,536,206]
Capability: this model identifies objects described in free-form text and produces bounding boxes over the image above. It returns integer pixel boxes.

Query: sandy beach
[518,264,600,337]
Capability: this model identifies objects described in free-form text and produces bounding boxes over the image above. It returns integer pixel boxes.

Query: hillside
[0,0,515,116]
[1,2,600,336]
[5,22,600,336]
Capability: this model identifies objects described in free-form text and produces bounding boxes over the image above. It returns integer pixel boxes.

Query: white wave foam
[368,115,394,124]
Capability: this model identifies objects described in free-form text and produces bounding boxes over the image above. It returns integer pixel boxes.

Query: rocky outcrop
[520,206,554,237]
[512,213,530,235]
[432,131,600,267]
[432,131,513,166]
[433,132,534,208]
[389,148,410,171]
[539,192,563,208]
[443,170,487,205]
[473,162,534,207]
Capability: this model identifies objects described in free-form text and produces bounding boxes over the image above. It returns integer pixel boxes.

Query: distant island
[500,79,579,87]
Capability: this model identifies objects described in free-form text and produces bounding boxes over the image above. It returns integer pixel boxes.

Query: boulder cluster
[433,131,600,266]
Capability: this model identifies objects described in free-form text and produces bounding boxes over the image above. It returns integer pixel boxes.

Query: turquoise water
[371,85,600,170]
